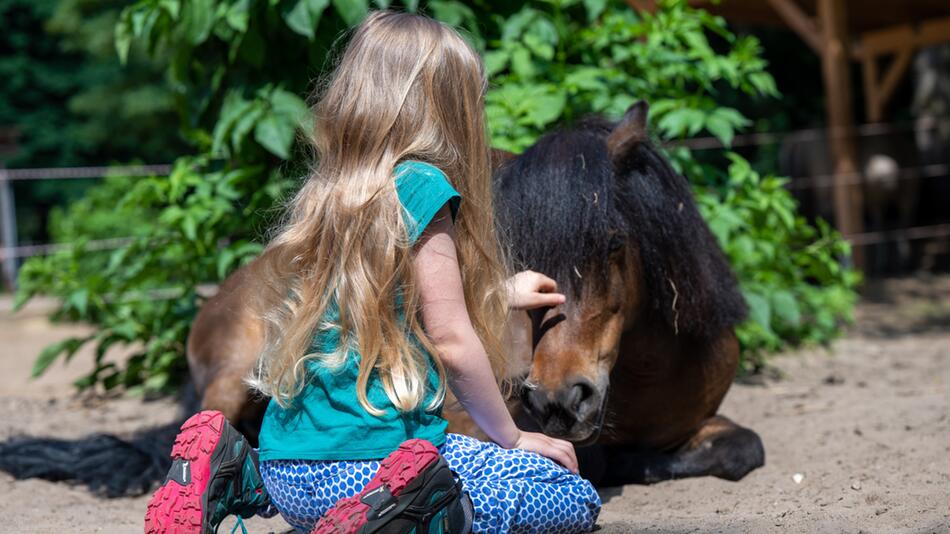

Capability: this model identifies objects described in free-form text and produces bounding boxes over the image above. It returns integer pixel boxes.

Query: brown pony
[485,102,762,484]
[188,101,763,485]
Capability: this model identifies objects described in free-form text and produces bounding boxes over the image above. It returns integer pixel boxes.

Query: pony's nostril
[562,380,595,413]
[523,386,549,415]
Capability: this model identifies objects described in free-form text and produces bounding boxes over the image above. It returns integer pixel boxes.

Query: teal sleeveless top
[258,161,461,461]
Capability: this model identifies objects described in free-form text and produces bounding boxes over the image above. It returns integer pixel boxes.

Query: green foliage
[483,0,776,152]
[696,155,859,366]
[17,158,286,391]
[17,0,857,391]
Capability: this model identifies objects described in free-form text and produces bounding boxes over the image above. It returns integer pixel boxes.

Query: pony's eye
[608,234,624,254]
[529,308,546,349]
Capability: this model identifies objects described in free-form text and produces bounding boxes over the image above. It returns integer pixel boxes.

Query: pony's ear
[607,100,649,165]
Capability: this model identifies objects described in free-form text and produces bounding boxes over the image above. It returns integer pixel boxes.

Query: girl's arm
[414,206,578,473]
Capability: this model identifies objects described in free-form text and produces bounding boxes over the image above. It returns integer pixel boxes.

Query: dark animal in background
[913,44,950,270]
[0,101,764,494]
[779,129,920,274]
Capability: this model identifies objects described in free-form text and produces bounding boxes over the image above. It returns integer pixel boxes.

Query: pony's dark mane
[494,117,747,340]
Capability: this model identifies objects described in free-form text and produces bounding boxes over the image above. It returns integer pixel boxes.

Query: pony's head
[495,102,747,444]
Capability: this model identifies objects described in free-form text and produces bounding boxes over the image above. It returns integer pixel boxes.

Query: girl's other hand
[506,271,566,310]
[512,431,579,473]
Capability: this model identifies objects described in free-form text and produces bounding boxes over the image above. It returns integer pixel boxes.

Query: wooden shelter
[631,0,950,266]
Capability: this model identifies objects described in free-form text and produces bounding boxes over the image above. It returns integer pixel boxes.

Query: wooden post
[817,0,864,268]
[861,54,881,122]
[0,164,17,290]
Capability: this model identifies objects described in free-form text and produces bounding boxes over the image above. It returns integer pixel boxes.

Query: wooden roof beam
[766,0,823,54]
[860,15,950,57]
[861,47,913,122]
[857,15,950,122]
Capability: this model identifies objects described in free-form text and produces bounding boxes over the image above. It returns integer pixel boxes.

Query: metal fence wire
[1,122,949,288]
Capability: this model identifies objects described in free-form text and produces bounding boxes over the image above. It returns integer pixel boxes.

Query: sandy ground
[1,277,949,533]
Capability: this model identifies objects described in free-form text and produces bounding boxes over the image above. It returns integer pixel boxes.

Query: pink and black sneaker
[144,410,270,534]
[312,439,473,534]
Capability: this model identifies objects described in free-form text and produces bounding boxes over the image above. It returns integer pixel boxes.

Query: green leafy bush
[697,155,859,367]
[16,0,857,391]
[484,1,777,152]
[17,158,286,390]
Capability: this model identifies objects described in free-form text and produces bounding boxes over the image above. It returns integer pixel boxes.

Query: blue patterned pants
[260,433,601,533]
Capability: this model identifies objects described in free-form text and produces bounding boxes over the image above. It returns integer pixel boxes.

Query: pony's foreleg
[200,371,269,446]
[186,250,279,445]
[592,415,764,486]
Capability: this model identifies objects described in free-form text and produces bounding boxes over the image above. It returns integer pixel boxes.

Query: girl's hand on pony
[506,271,566,310]
[513,430,579,473]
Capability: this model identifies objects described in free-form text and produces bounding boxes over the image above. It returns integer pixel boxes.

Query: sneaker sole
[144,411,226,534]
[312,439,440,534]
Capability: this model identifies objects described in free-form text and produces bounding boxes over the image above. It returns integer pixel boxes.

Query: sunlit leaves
[332,0,368,26]
[698,153,858,363]
[17,152,290,391]
[703,107,748,147]
[653,105,749,146]
[254,114,296,159]
[225,0,251,32]
[32,337,92,378]
[657,107,706,138]
[212,86,309,159]
[485,0,775,150]
[269,86,311,123]
[583,0,607,21]
[182,0,215,44]
[284,0,330,39]
[486,84,566,152]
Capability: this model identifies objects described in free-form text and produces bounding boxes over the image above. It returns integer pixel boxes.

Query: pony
[0,101,763,494]
[482,102,763,484]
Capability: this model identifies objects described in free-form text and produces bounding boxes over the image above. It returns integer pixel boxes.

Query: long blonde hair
[250,11,509,414]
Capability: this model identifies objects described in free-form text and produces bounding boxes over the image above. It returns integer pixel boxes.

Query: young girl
[145,10,600,534]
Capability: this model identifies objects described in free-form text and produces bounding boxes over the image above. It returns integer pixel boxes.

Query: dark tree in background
[0,0,184,243]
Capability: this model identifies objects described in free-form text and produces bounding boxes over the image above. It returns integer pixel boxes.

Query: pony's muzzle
[521,377,602,441]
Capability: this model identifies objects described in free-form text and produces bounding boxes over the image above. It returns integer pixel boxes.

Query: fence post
[818,0,865,269]
[0,164,18,290]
